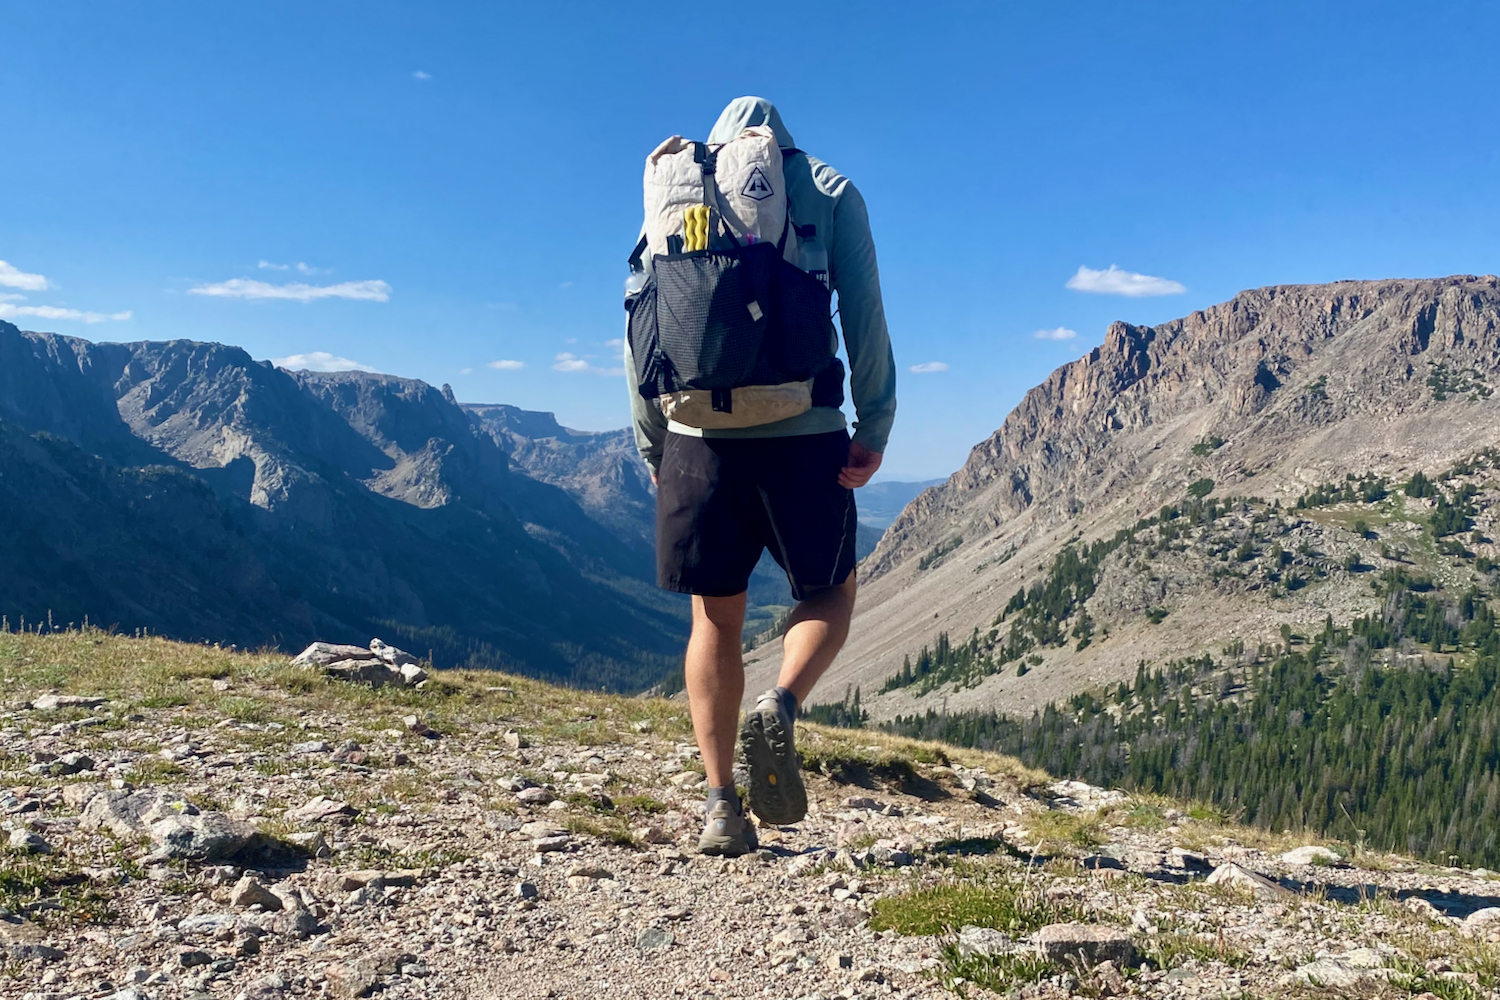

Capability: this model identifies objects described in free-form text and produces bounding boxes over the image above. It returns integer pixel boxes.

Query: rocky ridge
[5,631,1500,999]
[749,275,1500,716]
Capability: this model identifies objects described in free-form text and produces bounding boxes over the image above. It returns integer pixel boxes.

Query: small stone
[403,715,438,738]
[55,751,95,774]
[826,953,854,970]
[533,835,571,853]
[1465,907,1500,929]
[325,960,379,999]
[636,926,673,951]
[229,876,283,911]
[399,663,428,686]
[1035,923,1136,968]
[632,720,653,734]
[566,864,612,880]
[1167,846,1210,869]
[1404,897,1442,919]
[32,693,107,711]
[177,947,214,967]
[503,730,528,749]
[1294,957,1387,988]
[514,882,539,900]
[7,828,50,854]
[633,825,673,845]
[1280,845,1341,866]
[519,821,566,839]
[1204,862,1291,898]
[177,913,239,935]
[289,740,330,755]
[708,966,730,981]
[285,795,359,824]
[284,831,331,857]
[516,787,553,806]
[843,796,881,811]
[668,771,705,788]
[957,925,1016,957]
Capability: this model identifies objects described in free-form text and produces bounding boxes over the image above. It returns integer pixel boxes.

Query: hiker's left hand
[839,440,883,489]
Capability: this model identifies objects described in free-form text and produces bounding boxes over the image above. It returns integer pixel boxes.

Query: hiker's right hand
[839,440,882,489]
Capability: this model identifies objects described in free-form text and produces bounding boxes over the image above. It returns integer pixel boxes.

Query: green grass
[0,855,117,929]
[870,877,1082,937]
[1144,930,1251,970]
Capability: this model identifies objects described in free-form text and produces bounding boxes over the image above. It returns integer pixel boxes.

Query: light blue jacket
[626,96,897,474]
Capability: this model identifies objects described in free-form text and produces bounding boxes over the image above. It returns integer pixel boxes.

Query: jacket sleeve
[829,182,897,454]
[623,335,667,476]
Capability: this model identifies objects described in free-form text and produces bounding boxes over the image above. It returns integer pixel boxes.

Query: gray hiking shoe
[698,798,759,856]
[739,689,807,825]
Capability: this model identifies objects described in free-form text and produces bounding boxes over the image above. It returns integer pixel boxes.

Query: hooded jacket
[625,96,897,474]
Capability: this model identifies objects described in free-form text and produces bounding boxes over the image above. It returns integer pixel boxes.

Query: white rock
[1280,845,1341,866]
[1204,862,1290,898]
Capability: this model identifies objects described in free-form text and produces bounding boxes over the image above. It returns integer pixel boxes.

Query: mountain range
[0,323,686,690]
[748,273,1500,716]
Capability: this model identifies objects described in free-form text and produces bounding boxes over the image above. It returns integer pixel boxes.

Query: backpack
[625,126,842,429]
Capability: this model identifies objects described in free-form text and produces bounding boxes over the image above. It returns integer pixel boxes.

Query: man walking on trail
[624,97,897,856]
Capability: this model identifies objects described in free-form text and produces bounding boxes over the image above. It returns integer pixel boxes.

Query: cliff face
[873,275,1500,575]
[0,323,686,689]
[747,275,1500,713]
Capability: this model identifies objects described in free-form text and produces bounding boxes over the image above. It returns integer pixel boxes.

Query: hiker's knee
[692,592,747,632]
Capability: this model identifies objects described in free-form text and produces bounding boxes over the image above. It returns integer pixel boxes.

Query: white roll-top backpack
[625,125,841,429]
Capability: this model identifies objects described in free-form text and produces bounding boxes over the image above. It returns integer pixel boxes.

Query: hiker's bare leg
[776,571,857,703]
[685,592,747,787]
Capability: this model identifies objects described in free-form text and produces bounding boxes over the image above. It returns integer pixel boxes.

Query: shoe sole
[739,706,807,825]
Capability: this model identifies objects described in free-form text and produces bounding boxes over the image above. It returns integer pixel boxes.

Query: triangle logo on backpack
[740,166,774,201]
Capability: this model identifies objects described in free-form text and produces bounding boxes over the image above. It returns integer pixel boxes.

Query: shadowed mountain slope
[0,323,686,689]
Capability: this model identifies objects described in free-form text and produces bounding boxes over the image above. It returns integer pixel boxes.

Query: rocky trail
[5,632,1500,1000]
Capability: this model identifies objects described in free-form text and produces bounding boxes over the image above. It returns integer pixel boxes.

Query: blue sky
[4,2,1499,479]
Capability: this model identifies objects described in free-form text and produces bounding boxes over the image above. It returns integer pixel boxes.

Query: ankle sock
[706,785,741,814]
[774,686,799,722]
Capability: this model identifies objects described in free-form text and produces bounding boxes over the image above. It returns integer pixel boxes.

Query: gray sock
[706,785,741,814]
[774,686,799,723]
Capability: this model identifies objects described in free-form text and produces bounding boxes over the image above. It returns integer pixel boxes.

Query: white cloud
[488,359,525,370]
[458,367,473,375]
[909,361,949,374]
[1066,265,1185,297]
[270,351,377,372]
[0,292,24,302]
[604,338,624,349]
[412,70,431,80]
[189,278,391,302]
[257,261,328,275]
[1034,326,1078,341]
[553,352,623,376]
[0,303,131,324]
[0,260,49,291]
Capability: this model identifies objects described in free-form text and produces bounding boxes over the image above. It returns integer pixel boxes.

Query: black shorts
[656,430,857,601]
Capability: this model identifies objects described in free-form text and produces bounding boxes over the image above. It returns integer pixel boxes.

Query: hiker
[623,97,897,855]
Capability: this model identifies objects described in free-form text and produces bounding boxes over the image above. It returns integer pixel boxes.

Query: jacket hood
[707,97,796,149]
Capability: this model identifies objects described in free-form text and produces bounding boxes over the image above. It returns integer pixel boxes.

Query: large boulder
[80,789,197,838]
[1035,923,1136,967]
[148,812,261,862]
[292,639,425,689]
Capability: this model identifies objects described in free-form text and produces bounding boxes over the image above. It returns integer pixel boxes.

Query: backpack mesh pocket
[771,259,837,379]
[652,243,776,389]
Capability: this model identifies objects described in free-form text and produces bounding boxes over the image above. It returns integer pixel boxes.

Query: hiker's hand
[839,440,882,489]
